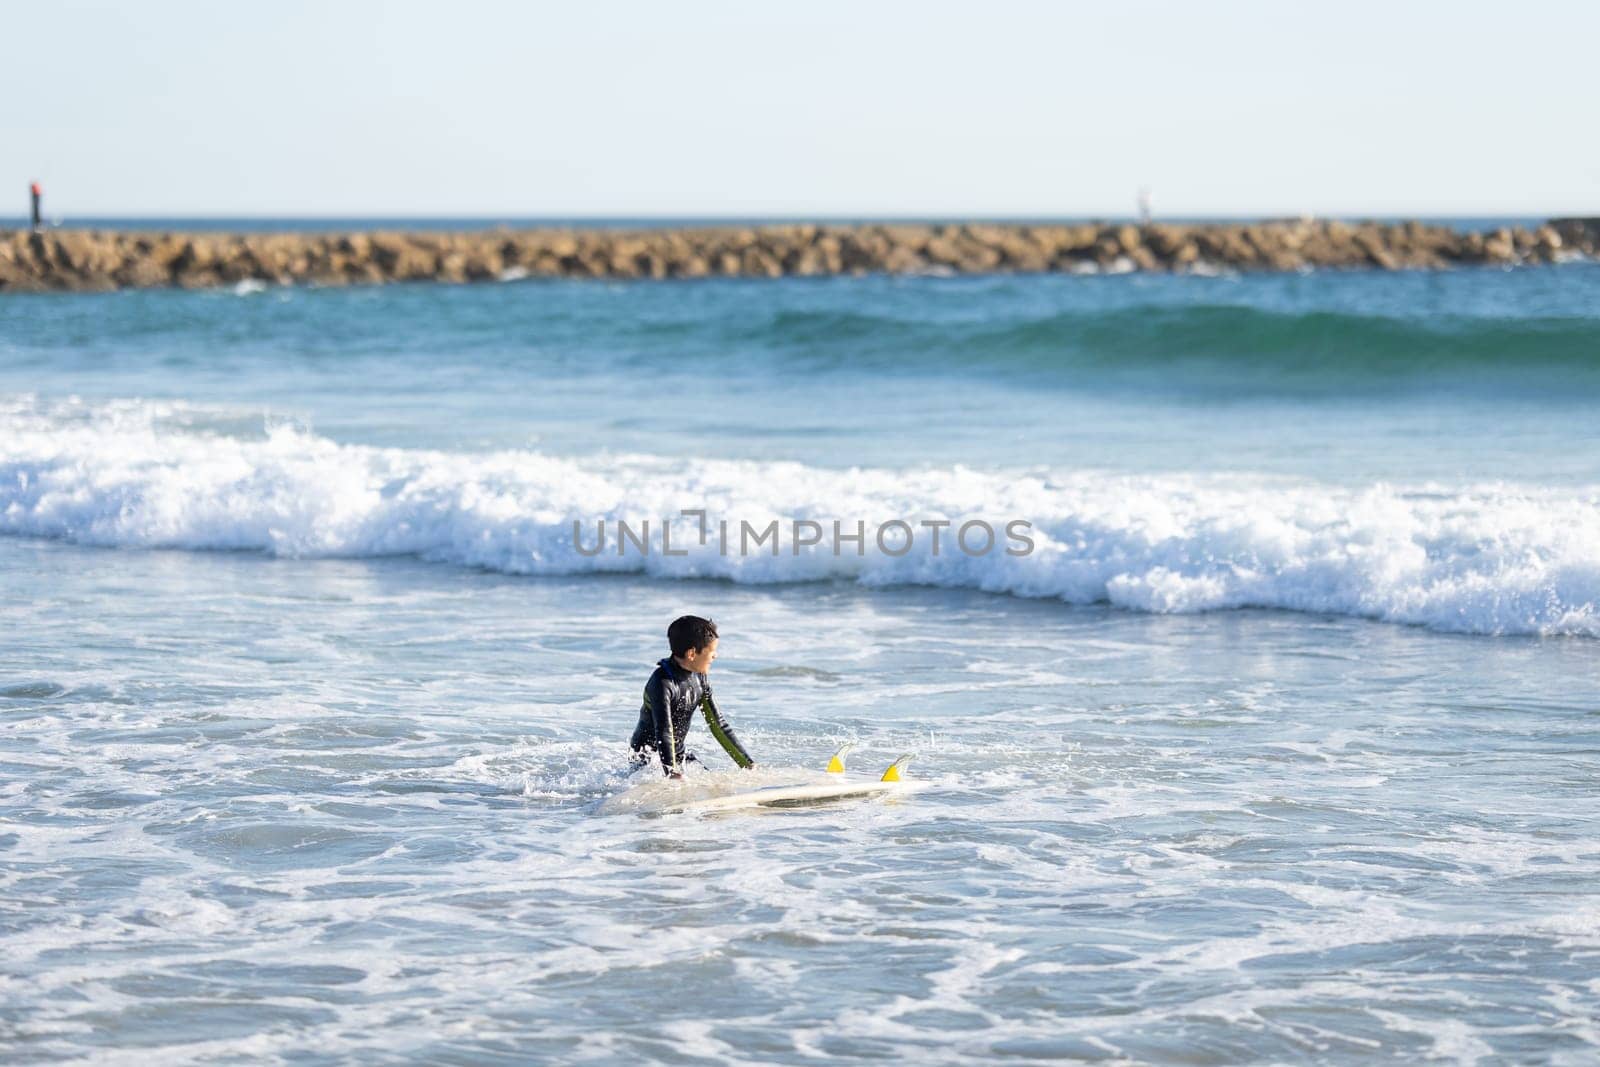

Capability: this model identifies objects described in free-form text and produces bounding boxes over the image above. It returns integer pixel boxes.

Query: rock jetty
[2,219,1596,293]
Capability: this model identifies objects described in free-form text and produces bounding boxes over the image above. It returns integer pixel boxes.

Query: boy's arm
[646,671,682,776]
[700,685,755,769]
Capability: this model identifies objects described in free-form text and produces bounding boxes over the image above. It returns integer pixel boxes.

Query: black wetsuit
[630,657,754,775]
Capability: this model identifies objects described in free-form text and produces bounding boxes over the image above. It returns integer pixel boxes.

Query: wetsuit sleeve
[646,671,681,774]
[701,687,754,769]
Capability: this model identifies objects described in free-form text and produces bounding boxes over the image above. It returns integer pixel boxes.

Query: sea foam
[2,398,1595,637]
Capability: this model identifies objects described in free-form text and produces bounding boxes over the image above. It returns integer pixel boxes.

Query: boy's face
[680,638,718,673]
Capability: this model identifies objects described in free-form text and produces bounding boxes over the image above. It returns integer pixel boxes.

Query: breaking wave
[1,398,1596,637]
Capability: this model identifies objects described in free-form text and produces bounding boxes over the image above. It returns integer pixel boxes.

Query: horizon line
[5,211,1580,224]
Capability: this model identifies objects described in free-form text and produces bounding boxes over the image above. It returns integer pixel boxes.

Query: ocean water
[9,215,1545,234]
[2,265,1599,1064]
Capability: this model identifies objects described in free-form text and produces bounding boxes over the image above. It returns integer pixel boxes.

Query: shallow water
[4,267,1600,1062]
[4,536,1598,1063]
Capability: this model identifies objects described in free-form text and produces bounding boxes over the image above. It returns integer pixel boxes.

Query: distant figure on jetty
[30,181,42,231]
[1138,187,1153,225]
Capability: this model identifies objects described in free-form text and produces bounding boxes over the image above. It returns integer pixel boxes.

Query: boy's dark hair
[668,615,719,658]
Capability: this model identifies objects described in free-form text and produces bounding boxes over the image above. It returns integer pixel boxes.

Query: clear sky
[4,0,1596,218]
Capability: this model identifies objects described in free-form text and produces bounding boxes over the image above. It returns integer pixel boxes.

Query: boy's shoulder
[646,658,701,689]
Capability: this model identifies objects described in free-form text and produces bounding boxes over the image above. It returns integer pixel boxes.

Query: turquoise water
[3,266,1599,1063]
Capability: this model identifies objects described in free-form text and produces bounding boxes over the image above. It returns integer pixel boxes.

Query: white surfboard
[664,749,915,814]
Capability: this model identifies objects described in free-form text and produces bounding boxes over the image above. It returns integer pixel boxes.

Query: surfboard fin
[880,755,912,783]
[825,743,855,774]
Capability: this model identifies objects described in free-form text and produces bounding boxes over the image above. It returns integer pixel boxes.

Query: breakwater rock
[2,219,1595,292]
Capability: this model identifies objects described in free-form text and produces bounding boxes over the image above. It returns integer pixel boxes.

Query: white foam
[2,396,1596,637]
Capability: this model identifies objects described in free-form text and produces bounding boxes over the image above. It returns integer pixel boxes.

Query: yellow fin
[825,742,855,774]
[880,755,913,783]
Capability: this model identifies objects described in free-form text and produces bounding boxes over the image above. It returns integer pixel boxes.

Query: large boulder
[50,231,120,275]
[740,246,783,277]
[882,245,928,274]
[923,234,964,267]
[372,234,435,280]
[821,234,849,273]
[1548,217,1600,254]
[1482,229,1517,262]
[115,257,171,287]
[170,237,218,275]
[674,255,711,279]
[1142,224,1189,258]
[1353,231,1399,270]
[462,246,504,280]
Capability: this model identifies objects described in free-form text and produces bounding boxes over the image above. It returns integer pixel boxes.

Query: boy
[630,615,756,778]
